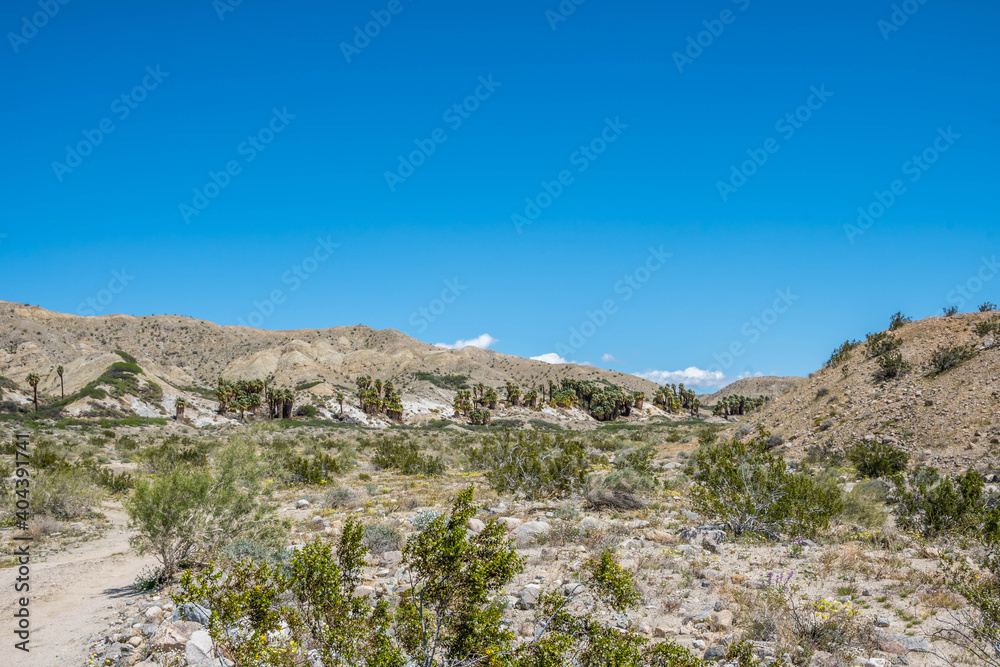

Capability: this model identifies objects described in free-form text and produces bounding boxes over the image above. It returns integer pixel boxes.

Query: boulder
[185,630,215,665]
[514,521,551,545]
[467,518,486,534]
[704,644,727,660]
[151,621,203,651]
[379,550,404,567]
[580,516,604,531]
[517,584,541,610]
[173,602,211,626]
[296,498,311,508]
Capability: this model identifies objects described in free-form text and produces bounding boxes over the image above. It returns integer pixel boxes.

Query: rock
[514,521,551,545]
[682,612,712,625]
[862,588,872,596]
[875,617,890,628]
[143,606,163,620]
[309,516,326,529]
[628,520,650,529]
[562,582,584,597]
[692,639,707,650]
[128,636,143,648]
[354,586,375,598]
[174,602,211,626]
[296,498,311,508]
[141,623,159,637]
[185,630,215,664]
[498,516,522,531]
[653,625,677,638]
[379,550,404,567]
[151,621,204,651]
[897,636,930,652]
[881,641,907,655]
[467,518,485,534]
[702,537,721,554]
[704,644,728,660]
[580,516,604,531]
[713,610,734,629]
[863,659,888,667]
[644,529,672,543]
[101,642,132,664]
[517,584,541,610]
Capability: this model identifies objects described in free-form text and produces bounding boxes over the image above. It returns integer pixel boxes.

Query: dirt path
[1,504,156,667]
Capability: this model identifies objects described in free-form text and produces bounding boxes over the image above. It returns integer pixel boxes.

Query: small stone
[517,584,541,610]
[467,518,486,534]
[128,636,143,648]
[692,639,707,650]
[875,617,890,628]
[704,644,727,660]
[296,498,311,508]
[354,586,375,598]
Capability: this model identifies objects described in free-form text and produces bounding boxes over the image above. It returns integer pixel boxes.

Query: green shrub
[412,371,469,391]
[363,523,403,554]
[295,404,319,418]
[838,480,890,529]
[371,437,445,476]
[942,305,959,316]
[826,339,861,367]
[690,427,843,537]
[218,538,288,567]
[324,486,357,508]
[177,488,721,667]
[30,467,104,519]
[980,302,998,312]
[473,429,590,500]
[845,441,908,478]
[114,349,138,364]
[0,375,18,391]
[873,351,910,381]
[929,344,977,374]
[865,331,901,358]
[894,468,997,538]
[975,315,1000,340]
[281,452,342,485]
[889,311,912,330]
[126,440,280,578]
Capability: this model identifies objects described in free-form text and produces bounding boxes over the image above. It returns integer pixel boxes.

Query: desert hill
[699,375,803,404]
[740,312,1000,473]
[0,300,665,427]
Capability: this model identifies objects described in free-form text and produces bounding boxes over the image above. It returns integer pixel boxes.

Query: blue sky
[1,0,997,391]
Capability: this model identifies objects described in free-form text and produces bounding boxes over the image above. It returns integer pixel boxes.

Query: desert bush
[473,429,590,500]
[865,331,901,358]
[893,468,999,539]
[873,351,910,381]
[845,440,908,478]
[218,538,288,567]
[363,523,403,554]
[689,427,843,538]
[295,404,319,418]
[324,485,357,508]
[929,343,977,374]
[838,480,890,529]
[696,425,721,446]
[943,305,959,316]
[371,436,445,476]
[126,439,280,579]
[980,301,998,312]
[825,339,861,368]
[280,451,342,485]
[889,311,912,330]
[31,467,103,519]
[178,487,738,666]
[975,314,1000,341]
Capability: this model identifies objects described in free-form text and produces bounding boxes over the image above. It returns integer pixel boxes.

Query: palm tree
[26,373,40,412]
[336,392,345,419]
[175,397,187,422]
[56,365,65,399]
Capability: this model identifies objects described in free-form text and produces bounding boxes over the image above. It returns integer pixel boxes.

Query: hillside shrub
[873,351,910,381]
[826,339,861,367]
[689,427,843,537]
[889,311,912,330]
[838,480,890,529]
[31,467,104,519]
[362,523,403,554]
[473,429,590,500]
[975,315,1000,340]
[943,305,959,316]
[845,441,908,478]
[929,344,977,374]
[980,302,998,312]
[865,331,901,358]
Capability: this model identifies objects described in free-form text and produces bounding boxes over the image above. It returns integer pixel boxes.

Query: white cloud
[601,353,617,362]
[635,366,731,389]
[434,333,499,350]
[530,352,590,366]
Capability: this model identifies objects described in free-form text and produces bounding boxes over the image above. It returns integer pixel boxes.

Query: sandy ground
[0,505,156,667]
